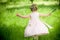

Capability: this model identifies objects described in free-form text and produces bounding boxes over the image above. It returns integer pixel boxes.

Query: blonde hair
[30,4,37,11]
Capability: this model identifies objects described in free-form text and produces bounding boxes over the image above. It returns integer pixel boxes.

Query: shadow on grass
[0,24,26,40]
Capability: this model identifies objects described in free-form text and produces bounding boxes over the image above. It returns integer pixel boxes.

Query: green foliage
[0,0,60,40]
[30,0,34,3]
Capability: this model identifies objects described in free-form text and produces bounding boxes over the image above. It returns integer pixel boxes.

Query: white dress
[24,12,50,37]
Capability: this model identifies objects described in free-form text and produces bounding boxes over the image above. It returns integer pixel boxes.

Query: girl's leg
[33,35,39,40]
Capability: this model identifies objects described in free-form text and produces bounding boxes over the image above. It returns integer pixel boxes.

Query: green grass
[0,5,60,40]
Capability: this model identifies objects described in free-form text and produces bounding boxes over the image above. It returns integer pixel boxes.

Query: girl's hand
[16,13,30,18]
[48,13,51,16]
[16,14,20,16]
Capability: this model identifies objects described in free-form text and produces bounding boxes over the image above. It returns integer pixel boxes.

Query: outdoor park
[0,0,60,40]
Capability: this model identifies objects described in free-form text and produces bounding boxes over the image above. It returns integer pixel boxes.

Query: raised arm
[39,13,51,17]
[16,14,30,18]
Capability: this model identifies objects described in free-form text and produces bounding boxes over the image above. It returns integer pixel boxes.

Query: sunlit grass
[0,5,60,40]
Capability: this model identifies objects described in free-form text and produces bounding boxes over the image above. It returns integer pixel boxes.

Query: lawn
[0,4,60,40]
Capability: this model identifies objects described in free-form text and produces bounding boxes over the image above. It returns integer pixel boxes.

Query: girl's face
[30,4,37,12]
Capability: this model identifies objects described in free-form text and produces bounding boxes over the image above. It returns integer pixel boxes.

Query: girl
[16,4,52,40]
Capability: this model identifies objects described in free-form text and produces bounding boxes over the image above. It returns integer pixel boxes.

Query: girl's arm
[39,13,51,17]
[16,14,30,18]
